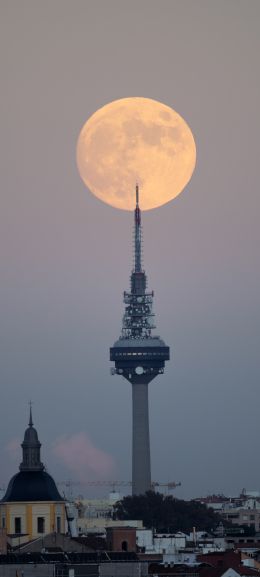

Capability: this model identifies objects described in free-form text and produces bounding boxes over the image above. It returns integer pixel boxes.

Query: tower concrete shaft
[132,382,151,495]
[110,186,170,495]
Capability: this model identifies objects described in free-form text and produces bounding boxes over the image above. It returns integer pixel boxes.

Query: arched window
[121,540,128,552]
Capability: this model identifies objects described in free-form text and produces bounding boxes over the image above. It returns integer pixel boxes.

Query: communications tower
[110,185,170,495]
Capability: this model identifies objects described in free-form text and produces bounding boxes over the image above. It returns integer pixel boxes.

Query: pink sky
[52,433,116,481]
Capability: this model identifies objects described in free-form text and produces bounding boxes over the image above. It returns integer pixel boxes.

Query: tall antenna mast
[110,186,170,495]
[134,184,142,273]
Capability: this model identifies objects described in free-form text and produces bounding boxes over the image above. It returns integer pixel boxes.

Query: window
[15,517,21,534]
[1,517,5,529]
[37,517,45,534]
[56,516,61,533]
[121,540,128,551]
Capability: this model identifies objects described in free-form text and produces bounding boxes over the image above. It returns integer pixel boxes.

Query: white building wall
[136,529,153,551]
[163,552,196,564]
[154,534,186,553]
[136,530,186,553]
[78,518,142,533]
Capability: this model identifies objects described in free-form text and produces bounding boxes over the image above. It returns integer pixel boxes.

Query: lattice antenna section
[122,185,155,339]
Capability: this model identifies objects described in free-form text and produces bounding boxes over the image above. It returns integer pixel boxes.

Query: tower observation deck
[110,185,170,495]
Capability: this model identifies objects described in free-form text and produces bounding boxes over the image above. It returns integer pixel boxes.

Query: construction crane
[58,480,181,499]
[151,481,181,494]
[57,480,131,500]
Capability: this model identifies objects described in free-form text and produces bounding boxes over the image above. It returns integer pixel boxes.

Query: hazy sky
[1,0,259,500]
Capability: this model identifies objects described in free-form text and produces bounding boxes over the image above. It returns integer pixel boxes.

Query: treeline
[113,491,224,533]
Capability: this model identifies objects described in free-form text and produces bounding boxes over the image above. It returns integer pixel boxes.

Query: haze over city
[1,0,259,499]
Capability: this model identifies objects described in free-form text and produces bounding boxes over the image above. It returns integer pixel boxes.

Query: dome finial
[29,401,33,427]
[20,406,44,472]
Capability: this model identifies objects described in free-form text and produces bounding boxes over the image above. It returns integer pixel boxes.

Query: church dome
[1,407,64,504]
[2,470,63,502]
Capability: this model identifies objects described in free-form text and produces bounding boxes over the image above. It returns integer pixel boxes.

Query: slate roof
[1,470,64,502]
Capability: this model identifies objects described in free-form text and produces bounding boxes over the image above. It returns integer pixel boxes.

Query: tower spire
[134,183,142,273]
[122,185,154,339]
[20,408,44,471]
[29,401,33,427]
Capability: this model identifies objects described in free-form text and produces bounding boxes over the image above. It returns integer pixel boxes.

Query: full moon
[76,97,196,211]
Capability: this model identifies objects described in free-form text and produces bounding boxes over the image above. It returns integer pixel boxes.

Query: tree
[114,491,223,533]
